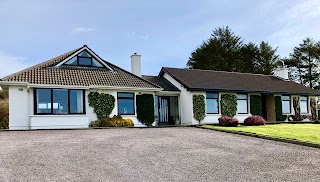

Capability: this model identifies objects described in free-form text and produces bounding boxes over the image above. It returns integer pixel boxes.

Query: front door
[158,96,170,124]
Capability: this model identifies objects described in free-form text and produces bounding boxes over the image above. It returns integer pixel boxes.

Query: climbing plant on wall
[193,94,205,124]
[220,94,237,117]
[88,92,115,120]
[274,96,287,121]
[136,94,155,126]
[250,95,262,116]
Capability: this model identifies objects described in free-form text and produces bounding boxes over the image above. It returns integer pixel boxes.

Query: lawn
[204,124,320,144]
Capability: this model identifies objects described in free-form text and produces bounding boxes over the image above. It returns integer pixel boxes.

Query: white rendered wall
[9,86,30,130]
[30,115,89,129]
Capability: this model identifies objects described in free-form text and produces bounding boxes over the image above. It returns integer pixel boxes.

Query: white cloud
[71,27,95,33]
[0,51,30,78]
[127,32,150,41]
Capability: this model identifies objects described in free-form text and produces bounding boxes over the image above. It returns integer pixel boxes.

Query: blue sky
[1,0,320,78]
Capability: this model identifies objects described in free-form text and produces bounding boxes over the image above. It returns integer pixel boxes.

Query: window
[206,93,219,114]
[118,93,135,115]
[35,88,85,115]
[237,94,248,114]
[281,95,291,114]
[64,50,104,68]
[300,96,308,114]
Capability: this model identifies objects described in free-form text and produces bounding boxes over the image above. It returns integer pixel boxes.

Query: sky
[0,0,320,78]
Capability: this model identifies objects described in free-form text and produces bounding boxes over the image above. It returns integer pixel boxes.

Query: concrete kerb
[198,126,320,149]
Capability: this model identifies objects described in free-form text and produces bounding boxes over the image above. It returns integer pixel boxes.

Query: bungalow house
[0,45,319,129]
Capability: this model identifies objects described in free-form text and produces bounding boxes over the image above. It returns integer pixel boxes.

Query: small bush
[0,103,9,129]
[0,90,7,100]
[89,120,101,127]
[218,116,239,127]
[91,115,134,127]
[244,115,266,126]
[313,120,320,124]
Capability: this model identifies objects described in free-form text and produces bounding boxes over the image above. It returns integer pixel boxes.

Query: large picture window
[118,93,135,115]
[281,95,291,114]
[206,92,219,114]
[35,88,85,115]
[300,96,308,114]
[237,94,248,114]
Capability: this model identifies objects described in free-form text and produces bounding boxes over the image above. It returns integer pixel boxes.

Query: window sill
[31,115,87,117]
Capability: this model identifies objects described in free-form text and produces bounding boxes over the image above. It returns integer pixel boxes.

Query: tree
[256,41,280,75]
[284,38,320,88]
[187,26,243,71]
[192,95,205,124]
[187,27,281,75]
[237,42,259,73]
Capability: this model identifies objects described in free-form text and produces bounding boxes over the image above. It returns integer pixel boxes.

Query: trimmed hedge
[218,116,239,127]
[244,115,266,126]
[220,94,237,117]
[274,96,287,121]
[250,95,262,116]
[90,115,134,127]
[0,102,9,129]
[193,95,205,124]
[88,92,115,121]
[136,94,154,126]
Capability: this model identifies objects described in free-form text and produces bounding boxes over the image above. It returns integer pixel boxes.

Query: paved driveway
[0,128,319,182]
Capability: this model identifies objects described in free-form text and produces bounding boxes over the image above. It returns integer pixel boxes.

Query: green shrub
[88,92,115,120]
[136,94,154,126]
[220,94,237,117]
[250,95,262,116]
[0,102,9,129]
[193,94,205,124]
[91,115,134,127]
[0,90,7,100]
[274,96,287,121]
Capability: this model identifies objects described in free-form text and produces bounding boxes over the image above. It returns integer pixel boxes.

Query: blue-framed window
[237,94,248,114]
[64,50,104,68]
[281,95,291,114]
[206,93,219,114]
[300,96,308,114]
[117,92,135,115]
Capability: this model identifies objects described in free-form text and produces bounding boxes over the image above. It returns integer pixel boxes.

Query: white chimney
[275,68,289,80]
[131,53,141,77]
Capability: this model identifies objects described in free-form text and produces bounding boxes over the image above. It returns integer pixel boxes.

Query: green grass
[204,124,320,144]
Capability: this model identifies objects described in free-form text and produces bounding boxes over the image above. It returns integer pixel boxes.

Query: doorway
[261,94,276,122]
[157,96,179,125]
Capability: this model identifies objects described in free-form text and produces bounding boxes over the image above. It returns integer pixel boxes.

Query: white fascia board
[54,46,114,71]
[155,91,180,96]
[0,81,29,86]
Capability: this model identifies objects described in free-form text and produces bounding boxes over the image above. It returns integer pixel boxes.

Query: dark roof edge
[159,67,190,89]
[142,75,181,91]
[188,88,320,96]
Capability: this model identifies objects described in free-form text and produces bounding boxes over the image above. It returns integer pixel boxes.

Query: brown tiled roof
[160,67,320,95]
[1,46,161,89]
[142,75,180,91]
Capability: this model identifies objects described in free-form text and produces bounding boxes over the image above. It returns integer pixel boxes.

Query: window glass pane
[64,57,77,65]
[237,100,248,113]
[92,58,104,67]
[282,96,290,100]
[118,99,134,115]
[53,89,68,114]
[207,99,218,113]
[282,101,290,114]
[118,93,134,98]
[78,57,91,66]
[70,90,84,113]
[300,101,308,113]
[206,93,218,99]
[237,94,247,99]
[78,51,91,57]
[300,96,307,101]
[37,89,51,113]
[154,96,158,121]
